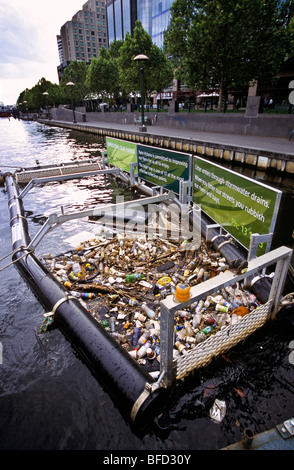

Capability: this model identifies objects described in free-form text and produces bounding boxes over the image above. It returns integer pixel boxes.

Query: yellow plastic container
[174,283,191,303]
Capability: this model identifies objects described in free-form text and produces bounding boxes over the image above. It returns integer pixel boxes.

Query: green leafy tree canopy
[164,0,293,110]
[60,60,89,104]
[119,21,173,100]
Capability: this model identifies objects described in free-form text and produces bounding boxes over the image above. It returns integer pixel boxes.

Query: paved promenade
[73,119,294,157]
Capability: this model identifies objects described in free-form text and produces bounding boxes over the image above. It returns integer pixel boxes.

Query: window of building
[114,0,123,40]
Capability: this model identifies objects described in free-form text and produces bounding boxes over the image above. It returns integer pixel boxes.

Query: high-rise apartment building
[57,0,108,81]
[106,0,173,48]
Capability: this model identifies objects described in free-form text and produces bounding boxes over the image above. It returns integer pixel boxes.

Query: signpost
[193,157,282,254]
[106,137,137,172]
[105,138,282,256]
[137,144,191,194]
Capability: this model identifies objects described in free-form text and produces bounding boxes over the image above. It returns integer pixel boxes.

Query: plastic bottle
[195,332,207,343]
[200,324,216,335]
[192,310,202,328]
[195,300,205,312]
[132,327,141,347]
[216,303,229,313]
[125,273,145,284]
[72,262,81,275]
[204,316,215,325]
[204,298,212,308]
[177,309,190,318]
[137,330,150,347]
[134,312,146,322]
[175,328,187,341]
[70,290,81,298]
[137,340,152,358]
[152,343,161,356]
[231,314,240,325]
[187,260,196,270]
[197,268,205,280]
[175,341,188,355]
[114,333,128,343]
[186,336,197,344]
[109,316,115,333]
[81,293,96,300]
[141,303,156,319]
[217,313,227,327]
[98,261,104,273]
[146,348,156,360]
[122,297,138,307]
[184,321,194,336]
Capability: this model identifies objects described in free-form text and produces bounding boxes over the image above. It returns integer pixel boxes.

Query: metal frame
[19,168,120,199]
[11,157,292,392]
[27,191,176,251]
[159,245,293,388]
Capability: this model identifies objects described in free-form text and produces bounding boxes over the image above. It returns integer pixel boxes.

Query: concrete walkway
[77,119,294,157]
[44,118,294,157]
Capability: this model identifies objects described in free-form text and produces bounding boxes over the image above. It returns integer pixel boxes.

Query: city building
[151,0,173,48]
[57,0,108,81]
[106,0,173,49]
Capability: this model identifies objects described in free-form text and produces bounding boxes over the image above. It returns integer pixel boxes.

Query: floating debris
[40,233,262,372]
[209,399,227,423]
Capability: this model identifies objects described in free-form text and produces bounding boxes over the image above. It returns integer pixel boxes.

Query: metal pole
[140,66,145,129]
[71,87,77,123]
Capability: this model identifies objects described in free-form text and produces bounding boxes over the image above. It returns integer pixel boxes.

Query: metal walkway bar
[19,167,121,199]
[27,191,176,251]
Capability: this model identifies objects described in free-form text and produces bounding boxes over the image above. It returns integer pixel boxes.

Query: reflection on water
[0,119,293,451]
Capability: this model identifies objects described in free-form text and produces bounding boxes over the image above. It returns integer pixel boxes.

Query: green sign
[193,157,281,253]
[137,144,191,194]
[106,137,137,172]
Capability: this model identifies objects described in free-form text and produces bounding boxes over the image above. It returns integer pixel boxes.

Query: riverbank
[38,117,294,175]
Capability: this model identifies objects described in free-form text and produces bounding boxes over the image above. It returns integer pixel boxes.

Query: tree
[87,47,120,105]
[60,60,89,104]
[118,21,173,102]
[108,39,124,58]
[17,78,59,110]
[164,0,293,111]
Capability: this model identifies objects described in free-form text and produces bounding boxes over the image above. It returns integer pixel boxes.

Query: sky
[0,0,86,105]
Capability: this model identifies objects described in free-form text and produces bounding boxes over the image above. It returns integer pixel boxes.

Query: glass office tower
[152,0,173,48]
[107,0,137,42]
[106,0,173,48]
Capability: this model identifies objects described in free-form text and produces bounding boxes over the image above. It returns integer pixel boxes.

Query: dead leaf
[233,388,247,398]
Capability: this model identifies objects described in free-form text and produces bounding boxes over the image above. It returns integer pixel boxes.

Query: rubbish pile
[41,233,262,372]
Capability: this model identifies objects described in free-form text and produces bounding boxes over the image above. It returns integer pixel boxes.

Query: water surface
[0,119,293,451]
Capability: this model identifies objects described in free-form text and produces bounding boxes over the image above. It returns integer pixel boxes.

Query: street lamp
[43,92,50,120]
[133,54,149,132]
[66,81,77,123]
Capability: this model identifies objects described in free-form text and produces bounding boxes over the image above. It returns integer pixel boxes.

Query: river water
[0,118,294,452]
